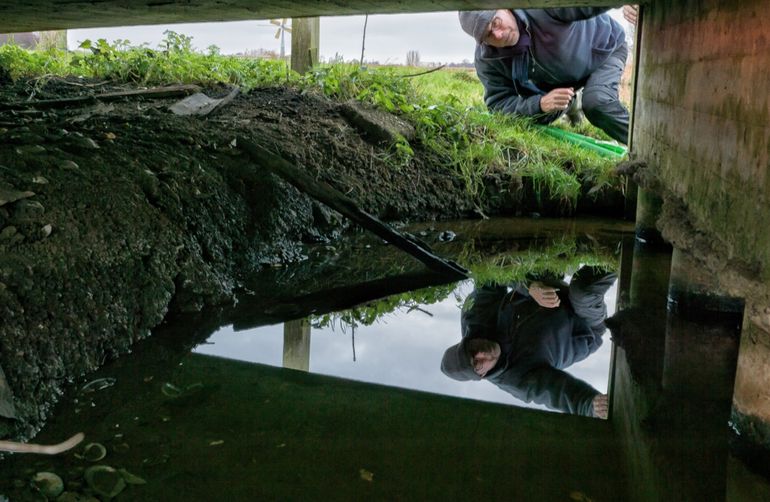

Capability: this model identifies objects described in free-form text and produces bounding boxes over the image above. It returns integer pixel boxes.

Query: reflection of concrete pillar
[663,249,743,399]
[291,17,320,74]
[654,249,744,501]
[730,303,770,475]
[283,318,311,371]
[629,234,671,312]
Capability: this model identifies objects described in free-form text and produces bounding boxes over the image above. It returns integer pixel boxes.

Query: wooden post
[290,17,319,74]
[283,318,311,372]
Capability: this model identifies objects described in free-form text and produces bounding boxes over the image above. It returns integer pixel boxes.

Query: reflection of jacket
[474,8,625,121]
[461,282,603,416]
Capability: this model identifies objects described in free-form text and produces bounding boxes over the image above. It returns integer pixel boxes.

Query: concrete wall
[633,0,770,281]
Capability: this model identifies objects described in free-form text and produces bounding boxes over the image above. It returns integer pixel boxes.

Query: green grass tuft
[0,33,623,208]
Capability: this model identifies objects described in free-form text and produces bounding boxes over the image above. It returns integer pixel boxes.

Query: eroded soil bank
[0,79,625,437]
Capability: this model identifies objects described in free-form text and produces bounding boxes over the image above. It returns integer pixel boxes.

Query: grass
[0,32,623,208]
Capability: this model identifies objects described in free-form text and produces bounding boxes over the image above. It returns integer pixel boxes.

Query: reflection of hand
[592,394,609,419]
[528,281,561,308]
[623,5,638,25]
[539,88,574,113]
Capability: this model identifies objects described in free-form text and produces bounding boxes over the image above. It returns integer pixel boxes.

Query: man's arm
[461,284,507,339]
[476,61,545,118]
[544,8,612,23]
[491,365,601,417]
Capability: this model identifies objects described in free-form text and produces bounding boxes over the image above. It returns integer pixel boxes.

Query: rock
[64,136,100,152]
[58,160,79,170]
[55,492,82,502]
[84,465,125,499]
[30,472,64,499]
[0,363,17,419]
[40,224,53,238]
[438,230,456,242]
[0,183,35,207]
[12,199,45,223]
[81,442,106,462]
[138,170,161,203]
[0,225,17,242]
[15,145,46,155]
[31,175,49,184]
[117,468,146,485]
[338,100,416,146]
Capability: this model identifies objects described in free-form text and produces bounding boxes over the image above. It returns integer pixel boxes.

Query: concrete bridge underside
[0,1,622,33]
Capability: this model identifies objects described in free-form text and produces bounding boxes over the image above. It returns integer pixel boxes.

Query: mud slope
[0,80,622,436]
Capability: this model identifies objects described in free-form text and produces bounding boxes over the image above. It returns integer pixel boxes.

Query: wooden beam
[291,17,320,74]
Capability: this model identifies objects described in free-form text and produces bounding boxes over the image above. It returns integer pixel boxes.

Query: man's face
[466,338,501,378]
[482,9,520,48]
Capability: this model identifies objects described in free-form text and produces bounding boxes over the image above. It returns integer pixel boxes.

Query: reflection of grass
[313,234,618,329]
[461,235,617,286]
[311,283,457,330]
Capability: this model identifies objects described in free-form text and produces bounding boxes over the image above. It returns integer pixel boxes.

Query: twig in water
[0,433,85,455]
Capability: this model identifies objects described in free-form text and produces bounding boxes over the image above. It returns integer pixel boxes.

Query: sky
[195,279,617,412]
[67,9,631,65]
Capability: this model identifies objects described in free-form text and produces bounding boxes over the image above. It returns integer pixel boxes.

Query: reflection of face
[466,338,501,378]
[483,9,520,48]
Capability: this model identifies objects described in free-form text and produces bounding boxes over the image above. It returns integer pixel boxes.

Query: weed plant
[0,32,621,207]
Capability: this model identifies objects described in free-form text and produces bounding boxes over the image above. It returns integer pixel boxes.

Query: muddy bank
[0,79,625,437]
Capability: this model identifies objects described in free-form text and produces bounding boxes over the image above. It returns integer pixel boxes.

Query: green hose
[539,126,627,158]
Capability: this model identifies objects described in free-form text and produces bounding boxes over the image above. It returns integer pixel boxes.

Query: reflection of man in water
[441,267,616,418]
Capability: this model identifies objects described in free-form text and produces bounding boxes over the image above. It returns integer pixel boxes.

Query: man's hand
[528,281,561,308]
[592,394,609,419]
[539,88,574,113]
[623,5,638,25]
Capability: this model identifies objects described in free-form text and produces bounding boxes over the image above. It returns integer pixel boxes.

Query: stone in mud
[63,136,99,153]
[138,169,161,204]
[0,183,35,207]
[30,471,64,499]
[0,225,18,242]
[338,100,415,146]
[81,442,107,462]
[84,466,125,498]
[12,199,45,223]
[58,160,79,170]
[15,145,46,155]
[0,363,17,419]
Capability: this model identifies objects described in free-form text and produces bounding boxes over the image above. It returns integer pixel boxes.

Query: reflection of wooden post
[290,17,319,74]
[283,319,311,371]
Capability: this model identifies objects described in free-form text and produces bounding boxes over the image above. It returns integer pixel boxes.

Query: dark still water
[2,217,766,501]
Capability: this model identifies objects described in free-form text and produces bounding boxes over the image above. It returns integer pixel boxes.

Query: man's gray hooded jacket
[472,8,625,122]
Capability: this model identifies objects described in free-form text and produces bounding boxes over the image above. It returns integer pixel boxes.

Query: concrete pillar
[634,188,664,246]
[290,17,319,74]
[283,318,311,371]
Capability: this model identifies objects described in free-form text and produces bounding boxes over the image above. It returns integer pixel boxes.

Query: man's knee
[581,86,619,115]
